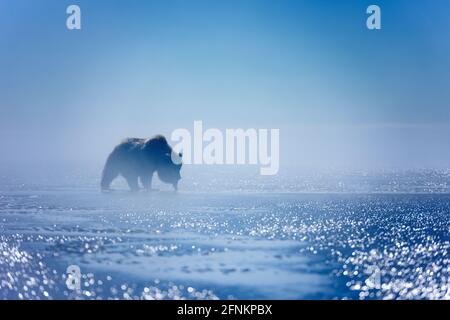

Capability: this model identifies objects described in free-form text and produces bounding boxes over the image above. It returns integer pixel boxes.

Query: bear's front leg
[101,161,119,191]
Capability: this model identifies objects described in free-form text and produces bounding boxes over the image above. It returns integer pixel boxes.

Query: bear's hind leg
[124,174,139,192]
[139,172,154,191]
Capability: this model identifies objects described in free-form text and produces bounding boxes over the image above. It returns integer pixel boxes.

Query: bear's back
[143,135,170,150]
[115,135,172,158]
[121,138,146,146]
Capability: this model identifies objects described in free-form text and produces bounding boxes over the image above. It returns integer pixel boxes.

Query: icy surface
[0,169,449,300]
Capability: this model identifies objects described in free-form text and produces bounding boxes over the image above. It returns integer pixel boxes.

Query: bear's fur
[101,135,182,192]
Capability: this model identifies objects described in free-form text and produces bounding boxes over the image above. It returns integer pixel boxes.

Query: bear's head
[157,151,183,190]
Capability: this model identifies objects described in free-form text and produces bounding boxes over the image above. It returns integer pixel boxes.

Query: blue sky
[1,0,450,170]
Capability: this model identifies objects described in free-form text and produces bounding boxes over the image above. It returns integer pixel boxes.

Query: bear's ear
[178,152,183,158]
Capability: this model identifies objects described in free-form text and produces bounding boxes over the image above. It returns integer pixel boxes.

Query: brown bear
[101,135,182,192]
